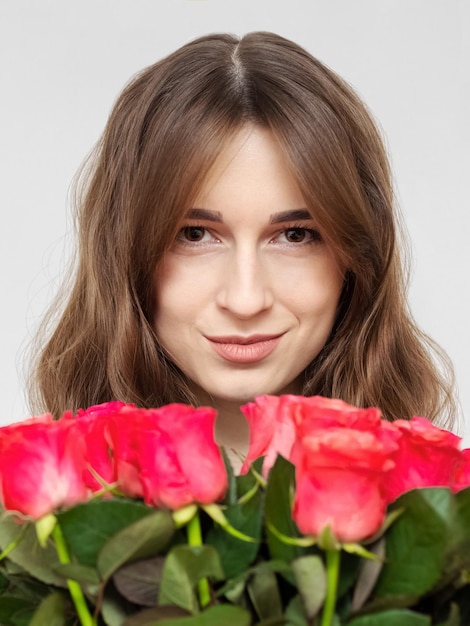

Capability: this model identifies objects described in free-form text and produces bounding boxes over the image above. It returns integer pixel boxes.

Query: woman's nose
[215,249,274,319]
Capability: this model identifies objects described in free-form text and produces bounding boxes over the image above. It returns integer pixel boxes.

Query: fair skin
[153,125,344,468]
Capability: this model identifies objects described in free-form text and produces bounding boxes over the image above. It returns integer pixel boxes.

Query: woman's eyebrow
[270,209,312,224]
[184,208,312,223]
[185,208,223,222]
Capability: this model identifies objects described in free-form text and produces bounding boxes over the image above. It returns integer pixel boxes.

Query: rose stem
[321,548,341,626]
[186,511,211,608]
[52,523,96,626]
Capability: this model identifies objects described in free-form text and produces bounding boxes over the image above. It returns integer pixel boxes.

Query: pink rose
[74,402,128,490]
[76,401,128,419]
[292,416,398,542]
[240,395,386,477]
[106,404,228,509]
[242,395,399,542]
[240,395,298,476]
[452,449,470,491]
[382,417,462,503]
[0,418,89,519]
[292,396,385,437]
[0,413,54,433]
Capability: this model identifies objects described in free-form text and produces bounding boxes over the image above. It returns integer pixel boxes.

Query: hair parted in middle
[31,31,455,425]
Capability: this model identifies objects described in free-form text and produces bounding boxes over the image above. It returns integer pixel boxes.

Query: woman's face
[153,125,344,408]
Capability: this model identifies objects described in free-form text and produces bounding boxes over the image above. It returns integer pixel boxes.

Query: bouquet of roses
[1,395,470,626]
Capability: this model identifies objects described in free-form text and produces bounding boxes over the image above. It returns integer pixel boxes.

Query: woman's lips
[206,334,283,364]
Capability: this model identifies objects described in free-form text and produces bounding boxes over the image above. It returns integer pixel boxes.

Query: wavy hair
[28,32,456,426]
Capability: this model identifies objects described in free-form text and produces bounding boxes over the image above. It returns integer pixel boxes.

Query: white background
[1,1,469,441]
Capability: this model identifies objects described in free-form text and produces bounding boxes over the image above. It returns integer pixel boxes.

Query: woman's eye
[280,228,322,244]
[178,226,208,242]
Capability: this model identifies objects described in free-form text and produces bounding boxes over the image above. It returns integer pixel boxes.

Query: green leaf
[374,489,449,599]
[407,488,470,599]
[205,488,263,578]
[8,611,36,626]
[29,592,67,626]
[284,595,309,626]
[247,565,283,620]
[418,487,454,520]
[101,593,131,626]
[451,488,470,571]
[0,576,46,611]
[58,499,155,567]
[411,488,470,589]
[102,581,155,626]
[455,486,470,525]
[220,578,246,604]
[347,608,431,625]
[53,563,101,586]
[148,604,251,626]
[0,569,9,594]
[122,606,191,625]
[337,550,362,599]
[122,606,188,626]
[113,556,165,607]
[265,456,304,566]
[371,487,470,603]
[0,517,64,587]
[0,596,36,626]
[216,557,293,602]
[235,456,264,498]
[158,545,225,614]
[0,571,53,604]
[291,555,326,619]
[0,596,29,615]
[98,509,175,580]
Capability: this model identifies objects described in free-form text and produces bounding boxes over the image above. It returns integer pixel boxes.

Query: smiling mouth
[205,334,284,363]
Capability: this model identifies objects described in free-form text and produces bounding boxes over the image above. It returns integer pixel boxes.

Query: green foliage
[158,545,225,614]
[374,489,449,598]
[29,592,68,626]
[2,485,470,625]
[122,604,251,626]
[0,515,65,587]
[292,555,326,618]
[347,609,432,625]
[205,464,263,579]
[58,499,155,567]
[265,456,305,564]
[97,509,175,580]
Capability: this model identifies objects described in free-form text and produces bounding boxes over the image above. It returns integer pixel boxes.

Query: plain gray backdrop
[1,0,469,441]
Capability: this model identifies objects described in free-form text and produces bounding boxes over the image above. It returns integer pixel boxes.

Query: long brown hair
[29,31,456,426]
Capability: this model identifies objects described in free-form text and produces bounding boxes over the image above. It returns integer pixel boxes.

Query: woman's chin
[195,379,303,409]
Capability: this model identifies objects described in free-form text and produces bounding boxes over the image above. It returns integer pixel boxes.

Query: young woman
[29,31,456,460]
